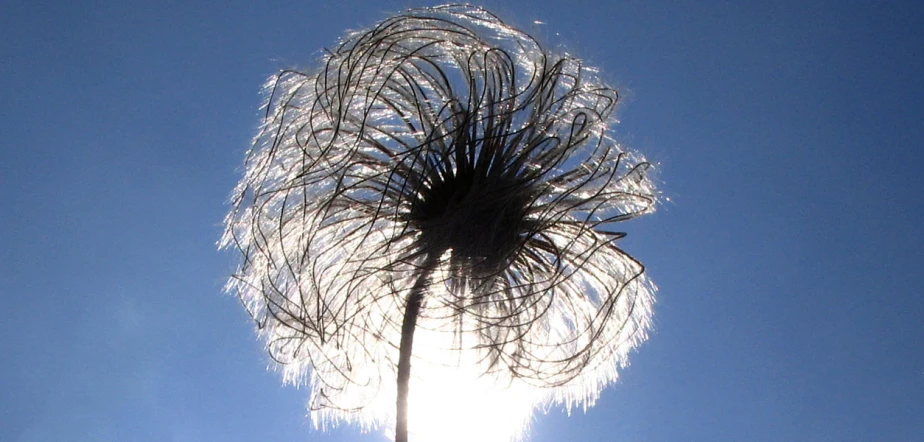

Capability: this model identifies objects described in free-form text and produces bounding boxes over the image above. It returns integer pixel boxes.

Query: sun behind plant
[221,5,658,442]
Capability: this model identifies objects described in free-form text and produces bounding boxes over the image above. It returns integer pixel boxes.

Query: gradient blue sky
[2,1,922,441]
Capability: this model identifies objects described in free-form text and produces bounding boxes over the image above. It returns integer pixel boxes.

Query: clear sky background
[2,1,922,441]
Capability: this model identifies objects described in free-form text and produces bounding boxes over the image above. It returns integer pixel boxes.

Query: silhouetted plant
[221,5,657,442]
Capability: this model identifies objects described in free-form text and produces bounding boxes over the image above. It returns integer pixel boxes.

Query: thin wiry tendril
[221,4,657,439]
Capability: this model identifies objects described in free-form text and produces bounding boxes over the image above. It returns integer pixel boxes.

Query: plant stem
[396,253,439,442]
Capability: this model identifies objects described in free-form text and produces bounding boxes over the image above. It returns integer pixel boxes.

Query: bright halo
[401,329,544,442]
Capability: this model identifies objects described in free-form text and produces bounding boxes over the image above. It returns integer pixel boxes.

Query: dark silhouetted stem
[396,253,439,442]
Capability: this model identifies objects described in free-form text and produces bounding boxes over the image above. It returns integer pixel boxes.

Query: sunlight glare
[403,335,544,442]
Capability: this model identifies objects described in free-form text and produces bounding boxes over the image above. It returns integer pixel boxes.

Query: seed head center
[409,171,533,269]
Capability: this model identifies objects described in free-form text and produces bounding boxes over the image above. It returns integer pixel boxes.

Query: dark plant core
[407,165,536,276]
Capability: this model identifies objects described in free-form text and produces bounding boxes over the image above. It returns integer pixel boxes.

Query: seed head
[221,4,658,436]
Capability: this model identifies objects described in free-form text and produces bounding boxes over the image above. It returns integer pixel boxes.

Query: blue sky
[2,1,922,441]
